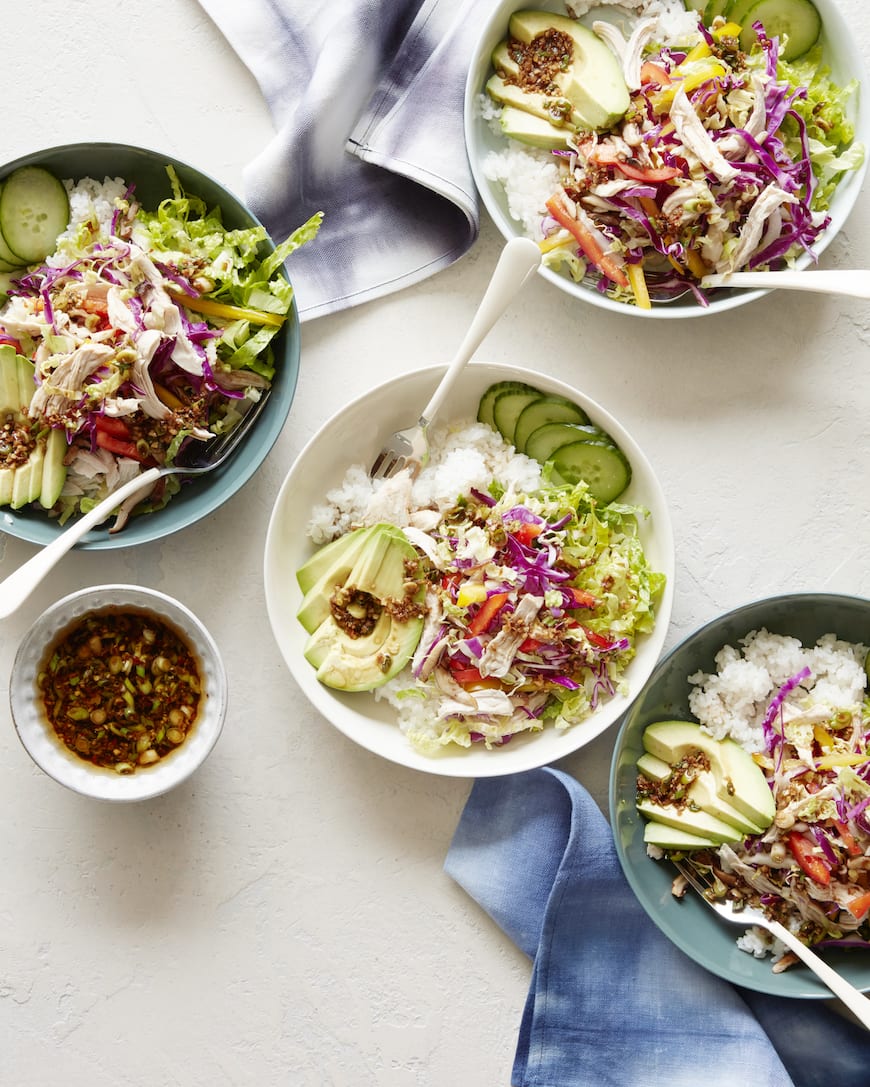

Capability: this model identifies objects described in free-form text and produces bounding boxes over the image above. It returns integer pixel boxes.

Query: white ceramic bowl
[264,362,675,777]
[10,585,228,801]
[464,0,869,319]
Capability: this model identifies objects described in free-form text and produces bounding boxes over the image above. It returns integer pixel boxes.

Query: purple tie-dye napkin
[198,0,490,320]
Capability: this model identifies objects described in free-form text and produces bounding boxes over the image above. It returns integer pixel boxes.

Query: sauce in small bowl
[11,585,227,801]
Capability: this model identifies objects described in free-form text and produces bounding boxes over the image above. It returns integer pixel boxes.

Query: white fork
[672,857,870,1029]
[369,237,542,480]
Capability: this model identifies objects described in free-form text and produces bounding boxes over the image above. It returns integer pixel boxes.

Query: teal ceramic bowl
[609,592,870,998]
[0,143,301,550]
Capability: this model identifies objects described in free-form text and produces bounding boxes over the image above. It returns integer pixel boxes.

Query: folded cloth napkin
[445,768,870,1087]
[197,0,489,320]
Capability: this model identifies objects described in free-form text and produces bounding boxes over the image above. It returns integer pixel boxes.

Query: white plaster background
[1,1,869,1083]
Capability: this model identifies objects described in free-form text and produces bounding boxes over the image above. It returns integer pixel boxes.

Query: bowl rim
[9,583,228,801]
[0,141,301,550]
[264,359,675,777]
[463,0,870,319]
[608,589,870,997]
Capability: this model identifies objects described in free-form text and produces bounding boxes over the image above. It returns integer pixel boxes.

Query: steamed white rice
[307,418,543,546]
[46,176,128,267]
[688,629,869,752]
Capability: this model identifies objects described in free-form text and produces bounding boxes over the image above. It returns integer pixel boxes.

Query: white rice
[307,418,543,546]
[688,629,869,753]
[46,176,128,266]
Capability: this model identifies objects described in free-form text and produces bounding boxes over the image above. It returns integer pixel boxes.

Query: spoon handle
[418,238,541,427]
[701,269,870,299]
[0,467,163,620]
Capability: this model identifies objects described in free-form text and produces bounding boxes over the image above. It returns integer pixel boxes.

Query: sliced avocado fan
[0,342,67,510]
[297,523,426,692]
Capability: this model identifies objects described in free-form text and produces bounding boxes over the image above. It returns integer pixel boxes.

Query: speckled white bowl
[10,584,228,801]
[264,361,675,777]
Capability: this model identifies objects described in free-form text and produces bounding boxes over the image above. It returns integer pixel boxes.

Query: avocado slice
[636,751,672,782]
[297,524,377,600]
[686,771,764,835]
[643,820,719,851]
[636,798,743,844]
[0,343,68,510]
[39,426,67,509]
[500,105,572,150]
[298,522,426,691]
[298,523,403,634]
[487,10,630,136]
[642,720,776,829]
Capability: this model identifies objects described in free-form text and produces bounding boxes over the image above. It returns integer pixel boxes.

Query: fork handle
[419,237,542,427]
[0,467,162,620]
[768,919,870,1029]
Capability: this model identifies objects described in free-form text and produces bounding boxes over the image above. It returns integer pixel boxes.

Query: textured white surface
[1,1,869,1083]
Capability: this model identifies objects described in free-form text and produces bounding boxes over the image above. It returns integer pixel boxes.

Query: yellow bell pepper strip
[813,723,836,749]
[652,59,728,110]
[684,247,708,280]
[457,582,488,607]
[167,289,286,328]
[816,751,870,769]
[538,229,574,255]
[545,194,629,288]
[713,22,742,40]
[626,262,651,309]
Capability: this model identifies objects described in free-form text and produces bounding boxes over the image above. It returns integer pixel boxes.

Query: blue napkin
[445,768,870,1087]
[197,0,488,320]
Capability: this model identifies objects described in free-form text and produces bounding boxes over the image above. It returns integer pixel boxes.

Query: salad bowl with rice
[610,592,870,998]
[465,0,868,316]
[0,143,317,549]
[264,362,674,777]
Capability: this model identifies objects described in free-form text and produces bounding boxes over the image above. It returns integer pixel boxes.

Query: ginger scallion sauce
[38,606,202,773]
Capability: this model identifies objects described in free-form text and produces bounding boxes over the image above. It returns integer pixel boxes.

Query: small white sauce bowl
[9,584,228,801]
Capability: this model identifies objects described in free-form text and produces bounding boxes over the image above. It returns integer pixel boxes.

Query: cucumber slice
[683,0,707,10]
[0,183,26,269]
[477,380,540,429]
[703,0,731,22]
[549,441,632,504]
[725,0,758,25]
[514,395,590,453]
[492,386,545,445]
[525,421,614,464]
[0,166,70,264]
[739,0,821,60]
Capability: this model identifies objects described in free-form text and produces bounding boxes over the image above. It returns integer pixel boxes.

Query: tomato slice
[568,587,597,609]
[512,522,543,547]
[834,820,863,857]
[95,430,148,463]
[545,195,629,288]
[468,592,509,636]
[640,60,671,86]
[846,891,870,920]
[787,831,831,885]
[592,147,682,183]
[94,414,133,439]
